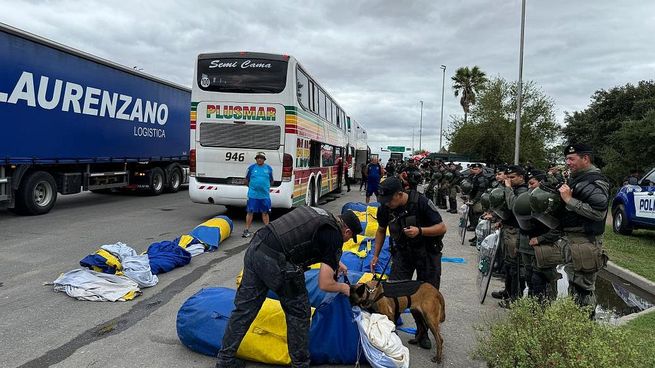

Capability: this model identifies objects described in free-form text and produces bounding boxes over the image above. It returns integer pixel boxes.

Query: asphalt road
[0,187,502,368]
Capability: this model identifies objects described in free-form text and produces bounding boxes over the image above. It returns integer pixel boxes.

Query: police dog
[349,280,446,363]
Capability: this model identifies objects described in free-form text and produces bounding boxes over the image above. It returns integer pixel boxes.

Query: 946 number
[225,152,245,162]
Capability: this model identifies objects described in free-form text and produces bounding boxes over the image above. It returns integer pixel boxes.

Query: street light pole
[514,0,526,165]
[412,128,415,153]
[439,65,446,152]
[419,100,423,152]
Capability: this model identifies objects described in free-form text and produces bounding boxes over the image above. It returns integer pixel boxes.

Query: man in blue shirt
[243,152,274,238]
[366,157,385,204]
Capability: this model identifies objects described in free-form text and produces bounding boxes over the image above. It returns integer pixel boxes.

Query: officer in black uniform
[216,207,362,368]
[370,177,447,350]
[556,143,610,310]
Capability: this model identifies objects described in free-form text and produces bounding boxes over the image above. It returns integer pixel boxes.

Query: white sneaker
[242,229,252,238]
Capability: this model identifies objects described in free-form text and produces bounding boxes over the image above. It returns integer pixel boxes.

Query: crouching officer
[557,143,610,310]
[216,207,362,368]
[370,177,447,350]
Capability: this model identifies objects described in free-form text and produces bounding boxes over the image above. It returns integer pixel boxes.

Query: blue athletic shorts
[366,180,379,197]
[246,198,272,214]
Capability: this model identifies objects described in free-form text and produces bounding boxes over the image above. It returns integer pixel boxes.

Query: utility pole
[514,0,526,165]
[439,65,446,152]
[412,128,415,153]
[419,100,423,152]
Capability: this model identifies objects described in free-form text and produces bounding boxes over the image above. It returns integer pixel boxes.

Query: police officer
[216,207,363,368]
[399,158,422,191]
[490,165,529,305]
[370,177,447,349]
[437,165,450,209]
[446,162,461,213]
[519,169,563,302]
[466,163,489,244]
[556,143,610,310]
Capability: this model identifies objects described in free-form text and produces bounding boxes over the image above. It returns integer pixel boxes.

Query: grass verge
[621,310,655,368]
[602,225,655,282]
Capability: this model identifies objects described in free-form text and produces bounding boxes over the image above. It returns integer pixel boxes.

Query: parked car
[612,167,655,234]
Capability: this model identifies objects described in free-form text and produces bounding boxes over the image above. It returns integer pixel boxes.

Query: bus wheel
[306,181,315,206]
[314,176,322,204]
[15,171,58,215]
[148,167,165,195]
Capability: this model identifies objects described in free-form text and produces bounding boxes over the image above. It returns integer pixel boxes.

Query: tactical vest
[268,206,340,268]
[388,191,444,250]
[558,171,609,235]
[469,173,488,201]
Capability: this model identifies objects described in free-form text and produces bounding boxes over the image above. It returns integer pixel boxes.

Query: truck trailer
[0,23,191,215]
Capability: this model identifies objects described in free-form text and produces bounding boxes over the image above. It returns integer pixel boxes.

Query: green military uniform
[557,144,610,309]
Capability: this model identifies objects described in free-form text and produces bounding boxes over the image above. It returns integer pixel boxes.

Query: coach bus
[189,52,359,208]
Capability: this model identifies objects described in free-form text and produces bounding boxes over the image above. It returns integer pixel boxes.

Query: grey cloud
[1,0,653,152]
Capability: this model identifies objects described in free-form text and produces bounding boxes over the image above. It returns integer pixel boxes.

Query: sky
[2,0,654,153]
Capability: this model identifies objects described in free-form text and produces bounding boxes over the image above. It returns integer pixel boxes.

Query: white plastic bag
[353,307,409,368]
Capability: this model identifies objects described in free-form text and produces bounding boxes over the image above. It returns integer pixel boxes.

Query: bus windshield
[197,58,288,93]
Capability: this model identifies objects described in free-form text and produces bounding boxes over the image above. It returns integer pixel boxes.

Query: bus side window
[309,141,321,168]
[297,69,310,109]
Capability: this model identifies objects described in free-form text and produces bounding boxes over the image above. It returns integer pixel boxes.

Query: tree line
[446,66,655,187]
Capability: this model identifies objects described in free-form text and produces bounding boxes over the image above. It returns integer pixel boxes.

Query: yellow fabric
[201,218,232,243]
[177,234,195,249]
[121,289,139,301]
[357,272,387,283]
[236,270,243,286]
[96,249,122,272]
[236,298,315,365]
[353,210,367,222]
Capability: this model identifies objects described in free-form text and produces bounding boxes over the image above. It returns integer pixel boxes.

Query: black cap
[470,163,483,168]
[527,170,546,181]
[340,210,363,243]
[564,143,592,156]
[495,164,508,174]
[505,165,525,175]
[377,177,404,205]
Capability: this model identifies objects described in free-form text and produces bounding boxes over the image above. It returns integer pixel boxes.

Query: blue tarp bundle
[177,271,365,365]
[147,240,192,275]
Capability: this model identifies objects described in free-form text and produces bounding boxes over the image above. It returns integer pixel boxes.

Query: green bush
[474,298,641,368]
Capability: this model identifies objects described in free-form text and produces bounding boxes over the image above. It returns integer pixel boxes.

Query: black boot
[491,290,509,300]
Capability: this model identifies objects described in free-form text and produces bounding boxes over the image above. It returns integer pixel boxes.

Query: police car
[612,167,655,234]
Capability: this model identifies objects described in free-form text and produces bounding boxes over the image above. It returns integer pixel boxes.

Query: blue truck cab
[612,167,655,234]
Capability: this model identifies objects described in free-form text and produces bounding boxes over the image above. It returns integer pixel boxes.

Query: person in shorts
[243,152,274,238]
[366,157,384,203]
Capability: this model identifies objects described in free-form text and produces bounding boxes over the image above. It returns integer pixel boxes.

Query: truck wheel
[16,171,58,215]
[148,167,165,195]
[612,205,633,235]
[165,167,182,193]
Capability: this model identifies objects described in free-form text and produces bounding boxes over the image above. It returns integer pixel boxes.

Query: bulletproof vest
[504,184,529,229]
[268,206,340,268]
[388,191,444,249]
[557,171,609,235]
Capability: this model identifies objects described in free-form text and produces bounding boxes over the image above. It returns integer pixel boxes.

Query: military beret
[564,143,593,156]
[470,163,483,168]
[505,165,525,175]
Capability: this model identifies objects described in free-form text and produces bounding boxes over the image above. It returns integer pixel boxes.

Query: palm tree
[451,66,487,123]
